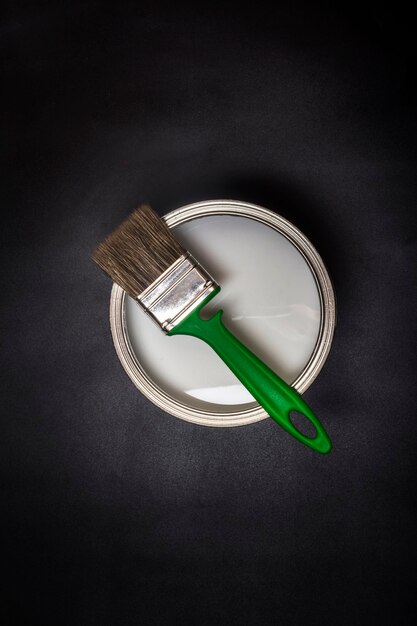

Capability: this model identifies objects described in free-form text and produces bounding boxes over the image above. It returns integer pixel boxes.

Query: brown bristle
[93,205,186,297]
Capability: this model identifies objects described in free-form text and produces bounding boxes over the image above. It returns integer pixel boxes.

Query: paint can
[110,200,336,426]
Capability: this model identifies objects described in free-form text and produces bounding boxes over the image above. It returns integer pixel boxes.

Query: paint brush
[93,205,332,453]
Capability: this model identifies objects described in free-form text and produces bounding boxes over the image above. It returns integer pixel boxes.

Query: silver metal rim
[110,199,336,427]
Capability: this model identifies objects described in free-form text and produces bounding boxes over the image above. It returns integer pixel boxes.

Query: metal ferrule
[137,253,218,332]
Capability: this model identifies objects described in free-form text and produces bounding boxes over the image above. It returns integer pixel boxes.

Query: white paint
[125,214,321,412]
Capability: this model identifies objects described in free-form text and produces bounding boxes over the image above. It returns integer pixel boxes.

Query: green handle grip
[169,289,331,454]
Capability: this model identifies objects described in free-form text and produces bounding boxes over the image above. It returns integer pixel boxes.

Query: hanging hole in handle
[289,411,318,440]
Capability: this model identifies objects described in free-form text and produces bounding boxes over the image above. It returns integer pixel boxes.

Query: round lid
[110,200,336,427]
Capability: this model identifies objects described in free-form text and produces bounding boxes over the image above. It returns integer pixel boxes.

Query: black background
[2,2,416,624]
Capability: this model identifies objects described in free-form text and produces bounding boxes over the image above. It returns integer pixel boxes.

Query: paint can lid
[110,200,336,427]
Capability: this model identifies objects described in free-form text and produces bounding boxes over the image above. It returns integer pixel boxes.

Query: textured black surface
[2,2,416,624]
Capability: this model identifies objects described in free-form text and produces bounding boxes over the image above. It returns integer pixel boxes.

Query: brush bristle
[93,205,186,297]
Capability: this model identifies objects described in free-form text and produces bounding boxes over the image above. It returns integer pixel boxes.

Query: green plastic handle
[169,288,331,454]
